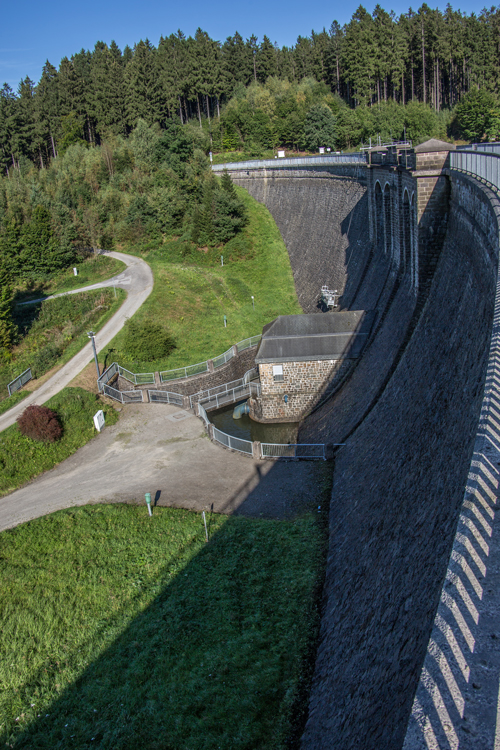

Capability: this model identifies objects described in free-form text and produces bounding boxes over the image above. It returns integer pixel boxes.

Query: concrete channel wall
[229,164,500,748]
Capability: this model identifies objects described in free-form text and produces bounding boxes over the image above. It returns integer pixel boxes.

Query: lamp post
[87,331,100,378]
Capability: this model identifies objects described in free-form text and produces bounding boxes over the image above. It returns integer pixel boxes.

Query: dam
[215,144,500,749]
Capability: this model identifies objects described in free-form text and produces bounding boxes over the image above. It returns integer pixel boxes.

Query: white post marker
[93,410,105,432]
[73,267,78,276]
[202,511,209,543]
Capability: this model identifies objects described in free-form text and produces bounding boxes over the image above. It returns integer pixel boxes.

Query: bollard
[145,492,152,516]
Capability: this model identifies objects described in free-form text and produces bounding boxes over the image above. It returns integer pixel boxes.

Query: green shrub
[123,319,175,361]
[32,342,62,376]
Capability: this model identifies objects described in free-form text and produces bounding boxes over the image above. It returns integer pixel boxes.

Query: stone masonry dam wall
[231,165,500,749]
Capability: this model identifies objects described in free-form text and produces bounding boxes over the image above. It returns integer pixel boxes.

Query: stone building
[251,311,375,422]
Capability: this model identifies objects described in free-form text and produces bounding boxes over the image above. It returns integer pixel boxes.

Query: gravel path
[0,403,326,530]
[0,251,153,433]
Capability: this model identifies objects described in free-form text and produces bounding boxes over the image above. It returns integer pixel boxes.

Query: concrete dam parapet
[228,153,500,749]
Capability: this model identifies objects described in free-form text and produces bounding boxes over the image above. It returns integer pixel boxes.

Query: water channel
[208,400,299,444]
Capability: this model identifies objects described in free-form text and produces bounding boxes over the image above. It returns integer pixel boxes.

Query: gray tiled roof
[255,311,375,363]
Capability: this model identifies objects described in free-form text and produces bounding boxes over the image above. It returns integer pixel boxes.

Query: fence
[97,362,118,392]
[159,334,261,383]
[195,381,261,411]
[197,401,210,427]
[261,443,326,459]
[456,143,500,155]
[148,390,184,406]
[190,377,260,408]
[237,335,262,351]
[449,150,500,193]
[212,426,253,456]
[211,154,367,171]
[7,368,32,396]
[212,346,234,370]
[97,362,154,391]
[160,360,209,383]
[117,364,155,385]
[102,384,144,403]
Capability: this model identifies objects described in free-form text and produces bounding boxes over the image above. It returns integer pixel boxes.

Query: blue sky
[1,0,485,90]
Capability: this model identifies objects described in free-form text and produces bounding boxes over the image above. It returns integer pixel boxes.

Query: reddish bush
[17,404,62,443]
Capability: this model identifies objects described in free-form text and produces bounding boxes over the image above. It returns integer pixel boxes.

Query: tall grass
[0,502,327,749]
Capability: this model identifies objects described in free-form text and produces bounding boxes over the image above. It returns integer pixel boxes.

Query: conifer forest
[1,3,499,354]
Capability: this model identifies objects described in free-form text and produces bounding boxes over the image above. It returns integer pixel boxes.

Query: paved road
[0,403,323,530]
[0,251,153,433]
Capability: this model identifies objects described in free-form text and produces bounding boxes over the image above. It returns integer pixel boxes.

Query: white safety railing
[237,335,262,351]
[212,154,367,171]
[212,346,234,369]
[450,150,500,192]
[243,367,259,383]
[160,360,209,383]
[261,443,326,459]
[103,384,144,403]
[148,390,184,406]
[456,142,500,155]
[197,382,261,411]
[212,426,253,455]
[197,401,210,427]
[159,334,261,383]
[117,364,155,385]
[97,362,119,392]
[7,368,32,396]
[190,377,259,408]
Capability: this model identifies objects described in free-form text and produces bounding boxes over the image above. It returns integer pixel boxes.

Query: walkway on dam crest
[0,251,153,433]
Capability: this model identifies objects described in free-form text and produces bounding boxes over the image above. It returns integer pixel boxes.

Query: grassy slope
[108,187,301,371]
[0,388,119,497]
[15,254,126,300]
[1,288,126,407]
[0,502,327,750]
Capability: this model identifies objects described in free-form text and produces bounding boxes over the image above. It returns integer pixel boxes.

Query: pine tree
[0,263,16,352]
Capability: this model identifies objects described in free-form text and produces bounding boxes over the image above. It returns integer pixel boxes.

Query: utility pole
[87,331,100,378]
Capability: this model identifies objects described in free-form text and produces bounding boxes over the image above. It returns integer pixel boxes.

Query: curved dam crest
[230,158,500,749]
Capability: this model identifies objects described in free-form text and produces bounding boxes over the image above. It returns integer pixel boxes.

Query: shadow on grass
[1,463,330,750]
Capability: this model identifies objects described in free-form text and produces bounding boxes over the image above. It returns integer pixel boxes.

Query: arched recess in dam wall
[230,166,370,313]
[231,165,500,748]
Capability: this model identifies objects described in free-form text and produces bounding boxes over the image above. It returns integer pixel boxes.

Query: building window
[273,365,284,382]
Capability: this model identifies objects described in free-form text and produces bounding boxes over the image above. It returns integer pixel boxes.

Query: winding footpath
[0,251,153,433]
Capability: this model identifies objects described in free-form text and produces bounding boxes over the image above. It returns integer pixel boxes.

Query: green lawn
[105,187,301,372]
[0,387,119,497]
[0,502,327,750]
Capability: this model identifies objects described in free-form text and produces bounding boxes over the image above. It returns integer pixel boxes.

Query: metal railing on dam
[450,149,500,191]
[211,153,367,171]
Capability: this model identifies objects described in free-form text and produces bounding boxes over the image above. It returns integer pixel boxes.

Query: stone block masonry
[117,345,258,398]
[254,360,351,422]
[301,168,499,750]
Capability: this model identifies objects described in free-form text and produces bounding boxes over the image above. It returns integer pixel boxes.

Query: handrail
[212,154,367,172]
[449,150,500,193]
